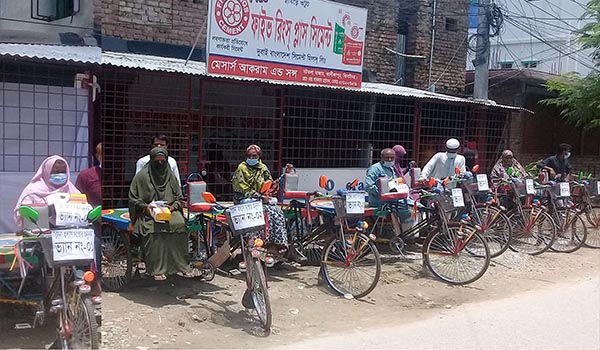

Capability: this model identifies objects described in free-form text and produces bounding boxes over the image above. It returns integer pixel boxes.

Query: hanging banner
[206,0,367,88]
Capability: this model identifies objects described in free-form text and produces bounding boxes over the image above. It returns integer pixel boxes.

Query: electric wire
[503,15,598,72]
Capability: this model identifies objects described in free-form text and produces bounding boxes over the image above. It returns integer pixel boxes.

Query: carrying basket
[225,200,266,237]
[584,179,600,197]
[331,191,366,218]
[433,190,466,212]
[37,229,95,268]
[548,182,572,198]
[507,179,537,198]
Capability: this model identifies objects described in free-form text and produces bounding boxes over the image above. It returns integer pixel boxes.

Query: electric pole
[473,0,490,100]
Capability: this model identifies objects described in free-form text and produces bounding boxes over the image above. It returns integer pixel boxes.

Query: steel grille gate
[283,88,371,168]
[200,81,283,200]
[0,61,90,172]
[101,70,192,208]
[283,89,416,169]
[465,108,508,172]
[370,95,415,167]
[100,69,510,207]
[418,103,467,165]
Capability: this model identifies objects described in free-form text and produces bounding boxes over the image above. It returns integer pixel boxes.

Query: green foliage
[541,0,600,129]
[543,73,600,129]
[578,0,600,63]
[524,159,542,177]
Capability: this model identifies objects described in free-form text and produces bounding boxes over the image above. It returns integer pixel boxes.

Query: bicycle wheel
[551,208,587,253]
[249,259,271,332]
[424,224,490,285]
[286,216,312,264]
[473,205,511,258]
[584,206,600,248]
[321,233,381,298]
[68,294,100,349]
[508,209,556,255]
[101,223,132,291]
[300,219,333,266]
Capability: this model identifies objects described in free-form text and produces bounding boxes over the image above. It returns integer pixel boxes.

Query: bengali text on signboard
[207,0,368,88]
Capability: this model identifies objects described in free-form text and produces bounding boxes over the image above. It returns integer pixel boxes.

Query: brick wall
[403,0,469,95]
[97,0,208,46]
[337,0,400,83]
[95,0,468,91]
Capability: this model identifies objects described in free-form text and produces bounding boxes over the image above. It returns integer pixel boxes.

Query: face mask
[246,158,259,166]
[383,161,395,168]
[49,173,67,186]
[564,152,571,159]
[446,152,457,160]
[152,160,168,170]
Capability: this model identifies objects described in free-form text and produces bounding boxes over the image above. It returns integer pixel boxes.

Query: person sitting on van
[14,155,80,230]
[490,150,529,188]
[129,148,192,281]
[232,144,288,310]
[537,143,573,181]
[365,148,398,208]
[419,138,466,181]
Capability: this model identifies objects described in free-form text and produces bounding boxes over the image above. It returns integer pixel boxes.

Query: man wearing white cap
[419,138,466,180]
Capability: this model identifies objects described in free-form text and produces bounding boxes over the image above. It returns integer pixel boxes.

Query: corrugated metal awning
[103,51,522,110]
[0,43,102,64]
[0,44,523,111]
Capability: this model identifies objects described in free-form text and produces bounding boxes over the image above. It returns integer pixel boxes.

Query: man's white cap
[446,138,460,150]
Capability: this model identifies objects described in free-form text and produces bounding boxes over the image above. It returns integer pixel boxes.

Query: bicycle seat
[287,199,306,209]
[380,192,408,201]
[189,203,216,213]
[284,191,313,199]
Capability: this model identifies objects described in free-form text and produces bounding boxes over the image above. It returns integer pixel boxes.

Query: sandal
[153,274,167,281]
[177,269,199,278]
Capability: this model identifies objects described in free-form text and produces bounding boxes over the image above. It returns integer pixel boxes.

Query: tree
[542,0,600,129]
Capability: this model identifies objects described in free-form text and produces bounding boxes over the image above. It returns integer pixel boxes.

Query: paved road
[280,277,600,349]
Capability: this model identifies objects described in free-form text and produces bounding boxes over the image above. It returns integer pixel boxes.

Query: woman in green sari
[129,148,191,281]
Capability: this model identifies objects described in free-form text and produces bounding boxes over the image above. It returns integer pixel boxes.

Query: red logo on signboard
[342,14,351,27]
[214,0,250,36]
[350,25,359,39]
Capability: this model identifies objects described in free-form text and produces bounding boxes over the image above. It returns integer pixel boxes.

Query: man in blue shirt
[365,148,398,207]
[537,143,573,181]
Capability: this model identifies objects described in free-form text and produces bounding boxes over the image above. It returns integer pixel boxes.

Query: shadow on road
[0,303,54,349]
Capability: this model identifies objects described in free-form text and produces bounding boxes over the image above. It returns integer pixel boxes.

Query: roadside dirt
[2,247,599,349]
[102,247,598,349]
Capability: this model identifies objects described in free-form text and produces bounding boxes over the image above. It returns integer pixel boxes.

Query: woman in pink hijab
[14,155,80,229]
[392,145,408,177]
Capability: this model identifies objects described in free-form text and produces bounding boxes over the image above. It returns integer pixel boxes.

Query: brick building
[85,0,506,207]
[466,70,600,175]
[94,0,469,95]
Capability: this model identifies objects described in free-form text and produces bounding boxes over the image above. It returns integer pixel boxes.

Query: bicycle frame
[501,181,546,230]
[573,184,599,223]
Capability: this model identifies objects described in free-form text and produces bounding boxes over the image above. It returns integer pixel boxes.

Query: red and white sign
[207,0,368,88]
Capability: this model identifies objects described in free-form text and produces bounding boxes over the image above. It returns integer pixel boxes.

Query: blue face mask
[49,173,67,186]
[383,161,395,168]
[246,158,259,166]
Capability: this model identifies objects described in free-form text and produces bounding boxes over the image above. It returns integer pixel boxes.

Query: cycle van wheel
[321,233,381,299]
[584,206,600,248]
[508,209,556,255]
[250,258,272,332]
[473,205,511,258]
[68,295,100,349]
[423,224,490,285]
[550,208,587,253]
[101,223,132,292]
